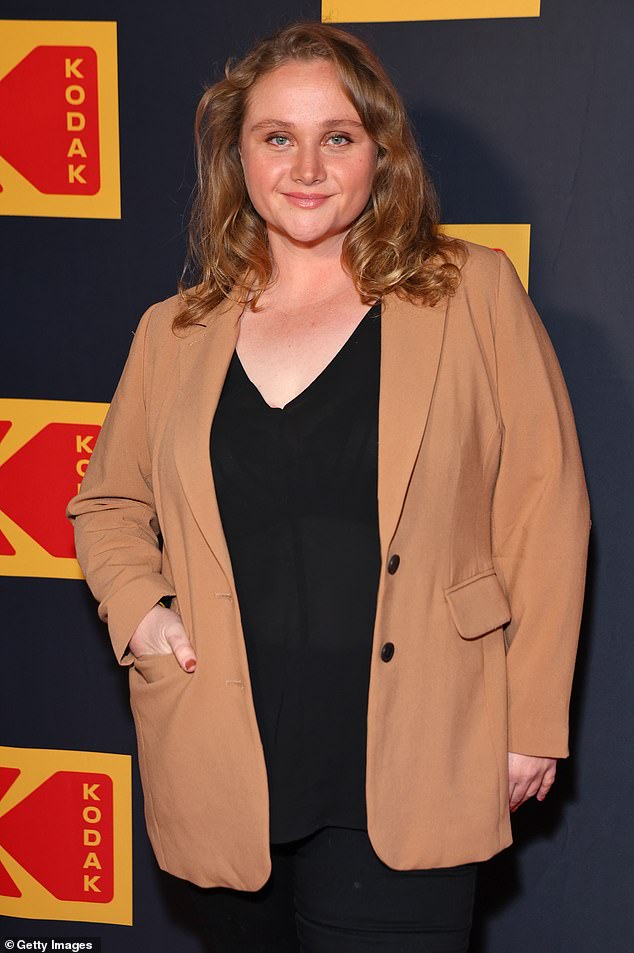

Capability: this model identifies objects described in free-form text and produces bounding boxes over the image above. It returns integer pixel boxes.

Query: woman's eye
[265,133,352,147]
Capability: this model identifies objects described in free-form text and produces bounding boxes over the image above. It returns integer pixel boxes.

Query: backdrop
[1,1,632,951]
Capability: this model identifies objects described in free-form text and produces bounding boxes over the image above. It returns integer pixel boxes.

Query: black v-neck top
[209,302,382,844]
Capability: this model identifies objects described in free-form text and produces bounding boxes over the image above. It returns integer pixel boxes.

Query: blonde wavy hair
[174,20,464,330]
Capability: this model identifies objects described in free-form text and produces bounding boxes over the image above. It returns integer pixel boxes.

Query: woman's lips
[282,192,331,208]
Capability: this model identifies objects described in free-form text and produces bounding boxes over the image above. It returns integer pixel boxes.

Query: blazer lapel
[173,291,448,582]
[378,292,448,561]
[173,298,244,584]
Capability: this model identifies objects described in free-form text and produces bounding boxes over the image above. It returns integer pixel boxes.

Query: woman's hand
[128,603,197,673]
[508,752,557,811]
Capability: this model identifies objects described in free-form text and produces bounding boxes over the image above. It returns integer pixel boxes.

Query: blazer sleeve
[490,251,591,759]
[66,304,175,667]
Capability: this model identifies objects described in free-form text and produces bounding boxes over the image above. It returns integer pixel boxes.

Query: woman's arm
[490,251,592,759]
[66,304,175,667]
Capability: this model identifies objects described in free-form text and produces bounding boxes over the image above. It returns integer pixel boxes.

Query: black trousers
[184,825,478,953]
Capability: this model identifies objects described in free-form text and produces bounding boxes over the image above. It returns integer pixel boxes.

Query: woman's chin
[268,222,346,248]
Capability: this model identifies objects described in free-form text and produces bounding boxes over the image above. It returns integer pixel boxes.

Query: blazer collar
[173,292,448,586]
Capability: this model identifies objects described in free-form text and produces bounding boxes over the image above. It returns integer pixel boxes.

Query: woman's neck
[264,228,353,304]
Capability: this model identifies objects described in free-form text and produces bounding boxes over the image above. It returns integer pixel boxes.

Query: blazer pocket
[132,650,183,684]
[443,568,512,640]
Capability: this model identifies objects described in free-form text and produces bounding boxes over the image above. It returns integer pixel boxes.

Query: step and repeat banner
[1,1,630,951]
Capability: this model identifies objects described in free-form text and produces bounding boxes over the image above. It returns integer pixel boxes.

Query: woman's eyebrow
[250,118,364,131]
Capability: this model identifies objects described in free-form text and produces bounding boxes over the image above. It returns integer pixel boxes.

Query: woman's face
[238,59,378,248]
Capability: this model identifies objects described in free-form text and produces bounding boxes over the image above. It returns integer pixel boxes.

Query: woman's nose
[291,142,326,184]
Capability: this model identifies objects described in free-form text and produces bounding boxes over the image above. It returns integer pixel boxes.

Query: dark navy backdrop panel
[2,1,631,950]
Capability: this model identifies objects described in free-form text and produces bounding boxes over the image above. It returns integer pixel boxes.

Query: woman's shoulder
[143,291,186,331]
[128,292,191,373]
[453,238,505,278]
[143,283,241,339]
[445,238,522,301]
[140,289,206,348]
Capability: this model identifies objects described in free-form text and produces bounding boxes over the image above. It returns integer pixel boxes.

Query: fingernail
[185,658,196,671]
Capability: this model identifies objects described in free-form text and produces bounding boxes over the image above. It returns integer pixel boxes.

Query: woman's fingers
[165,610,197,672]
[536,766,557,801]
[508,752,557,810]
[510,779,530,811]
[511,777,543,810]
[129,604,197,671]
[166,629,197,673]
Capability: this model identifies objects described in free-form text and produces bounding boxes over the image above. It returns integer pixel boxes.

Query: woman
[66,20,591,953]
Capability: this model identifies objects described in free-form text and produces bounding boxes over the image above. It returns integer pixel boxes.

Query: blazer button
[380,642,395,662]
[387,554,400,574]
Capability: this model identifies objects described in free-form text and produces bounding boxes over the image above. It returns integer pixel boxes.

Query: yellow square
[0,398,108,579]
[0,745,132,925]
[441,223,531,290]
[323,1,540,22]
[0,20,120,218]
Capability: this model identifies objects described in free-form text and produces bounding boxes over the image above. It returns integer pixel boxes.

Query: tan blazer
[66,241,591,889]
